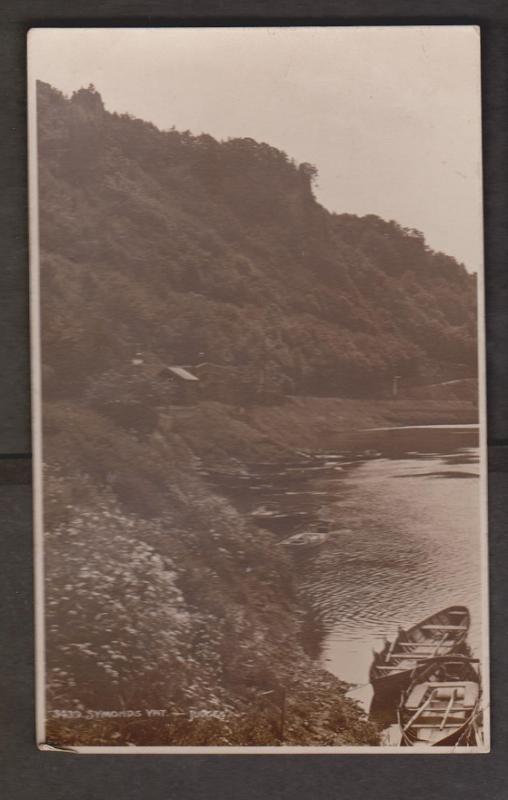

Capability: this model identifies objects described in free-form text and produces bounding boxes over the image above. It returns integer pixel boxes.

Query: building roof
[167,365,200,382]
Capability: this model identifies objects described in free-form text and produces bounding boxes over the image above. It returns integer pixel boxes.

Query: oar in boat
[398,656,481,747]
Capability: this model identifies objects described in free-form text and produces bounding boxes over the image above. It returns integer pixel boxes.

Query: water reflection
[206,425,483,717]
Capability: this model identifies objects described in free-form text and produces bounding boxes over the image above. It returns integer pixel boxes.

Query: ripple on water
[309,433,483,688]
[208,426,484,696]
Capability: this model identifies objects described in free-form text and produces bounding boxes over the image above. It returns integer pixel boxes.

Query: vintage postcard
[28,26,489,753]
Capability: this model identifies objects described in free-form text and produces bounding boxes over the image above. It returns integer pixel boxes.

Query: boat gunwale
[397,655,481,747]
[369,606,471,685]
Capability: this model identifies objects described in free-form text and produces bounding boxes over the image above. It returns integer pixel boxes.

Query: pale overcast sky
[29,26,483,271]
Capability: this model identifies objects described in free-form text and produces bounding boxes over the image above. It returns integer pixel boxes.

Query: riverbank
[248,395,477,448]
[164,395,478,466]
[44,399,380,748]
[44,394,476,748]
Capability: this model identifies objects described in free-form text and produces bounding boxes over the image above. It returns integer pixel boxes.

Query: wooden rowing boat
[398,655,481,747]
[369,605,470,696]
[277,531,329,549]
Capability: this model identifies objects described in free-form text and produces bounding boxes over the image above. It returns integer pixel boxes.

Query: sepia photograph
[28,26,488,752]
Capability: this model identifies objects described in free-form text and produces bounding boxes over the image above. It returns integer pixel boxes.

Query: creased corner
[38,741,79,753]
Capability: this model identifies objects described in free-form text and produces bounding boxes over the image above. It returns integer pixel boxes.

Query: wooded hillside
[38,81,477,403]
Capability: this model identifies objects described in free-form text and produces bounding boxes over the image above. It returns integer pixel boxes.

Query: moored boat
[369,605,470,695]
[277,530,329,549]
[398,655,481,747]
[277,520,342,550]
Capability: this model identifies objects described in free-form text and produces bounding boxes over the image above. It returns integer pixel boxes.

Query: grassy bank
[44,398,382,748]
[165,395,478,466]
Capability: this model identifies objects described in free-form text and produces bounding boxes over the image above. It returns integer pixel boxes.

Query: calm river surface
[208,424,484,712]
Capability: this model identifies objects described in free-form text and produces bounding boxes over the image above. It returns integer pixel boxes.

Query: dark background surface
[1,3,507,798]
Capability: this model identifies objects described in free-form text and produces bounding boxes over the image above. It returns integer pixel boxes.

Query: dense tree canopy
[38,81,477,402]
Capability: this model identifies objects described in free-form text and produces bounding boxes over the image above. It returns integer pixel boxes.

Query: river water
[207,424,484,717]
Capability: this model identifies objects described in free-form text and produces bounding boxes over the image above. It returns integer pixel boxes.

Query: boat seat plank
[390,651,448,657]
[411,723,464,729]
[413,708,469,715]
[397,642,455,648]
[405,705,474,717]
[420,624,467,631]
